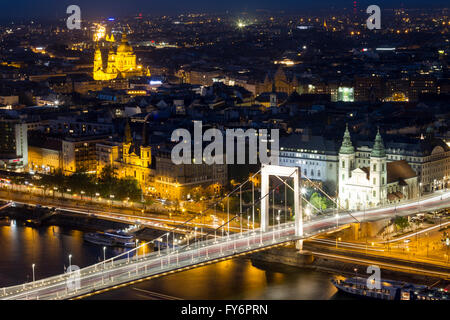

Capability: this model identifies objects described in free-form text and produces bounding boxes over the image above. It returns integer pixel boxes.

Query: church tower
[370,129,387,206]
[106,47,117,75]
[93,44,103,77]
[124,120,132,144]
[338,124,355,208]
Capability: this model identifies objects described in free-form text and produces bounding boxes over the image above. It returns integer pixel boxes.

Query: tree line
[38,166,142,202]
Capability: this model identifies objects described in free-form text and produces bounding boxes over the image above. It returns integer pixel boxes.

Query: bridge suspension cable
[301,174,360,224]
[190,168,299,248]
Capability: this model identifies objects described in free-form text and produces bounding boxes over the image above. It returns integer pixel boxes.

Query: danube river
[0,221,347,300]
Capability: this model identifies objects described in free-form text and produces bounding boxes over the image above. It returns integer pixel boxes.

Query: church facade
[338,126,418,210]
[117,120,152,189]
[93,33,144,81]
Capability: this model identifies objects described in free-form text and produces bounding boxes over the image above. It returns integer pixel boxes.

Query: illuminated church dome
[117,33,133,53]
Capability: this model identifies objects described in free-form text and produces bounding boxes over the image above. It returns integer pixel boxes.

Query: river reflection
[0,221,129,286]
[89,258,342,300]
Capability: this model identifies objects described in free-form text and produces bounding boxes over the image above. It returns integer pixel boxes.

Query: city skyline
[1,0,450,21]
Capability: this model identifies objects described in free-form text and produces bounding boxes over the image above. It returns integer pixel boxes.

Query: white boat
[84,229,135,248]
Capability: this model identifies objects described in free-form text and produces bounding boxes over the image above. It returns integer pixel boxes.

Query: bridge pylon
[261,164,303,238]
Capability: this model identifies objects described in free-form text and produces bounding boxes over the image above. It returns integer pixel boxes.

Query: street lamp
[172,231,177,253]
[135,239,139,260]
[276,213,281,239]
[418,182,423,212]
[305,206,311,221]
[68,254,72,270]
[32,263,36,283]
[335,237,341,249]
[157,238,162,256]
[194,227,197,247]
[103,246,106,264]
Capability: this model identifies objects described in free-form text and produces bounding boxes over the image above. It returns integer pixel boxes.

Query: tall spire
[124,120,132,144]
[339,124,355,154]
[371,128,386,158]
[142,113,151,146]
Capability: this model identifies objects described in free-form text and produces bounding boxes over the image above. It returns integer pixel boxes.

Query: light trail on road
[1,190,449,300]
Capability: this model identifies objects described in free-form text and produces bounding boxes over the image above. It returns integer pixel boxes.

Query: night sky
[1,0,448,20]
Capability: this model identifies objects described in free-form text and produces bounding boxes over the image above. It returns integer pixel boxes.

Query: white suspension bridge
[1,164,449,300]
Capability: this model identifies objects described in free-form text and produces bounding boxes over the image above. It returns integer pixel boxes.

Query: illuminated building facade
[97,122,153,189]
[96,141,121,175]
[28,139,62,174]
[338,126,418,210]
[337,87,354,102]
[0,115,28,170]
[119,142,152,188]
[153,148,227,200]
[279,134,340,192]
[62,136,109,175]
[93,33,143,81]
[257,67,299,96]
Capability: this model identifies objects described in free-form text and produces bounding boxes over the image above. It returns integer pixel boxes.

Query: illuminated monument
[93,33,144,81]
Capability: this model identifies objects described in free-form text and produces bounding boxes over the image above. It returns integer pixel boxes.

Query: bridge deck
[1,190,449,300]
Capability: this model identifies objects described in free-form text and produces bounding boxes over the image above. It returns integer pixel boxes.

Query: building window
[373,190,376,197]
[373,178,376,185]
[373,164,377,171]
[342,161,345,168]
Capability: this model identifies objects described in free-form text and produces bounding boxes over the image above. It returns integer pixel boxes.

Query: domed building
[93,33,143,81]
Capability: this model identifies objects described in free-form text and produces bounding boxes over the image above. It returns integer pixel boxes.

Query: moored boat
[332,276,448,300]
[84,229,135,248]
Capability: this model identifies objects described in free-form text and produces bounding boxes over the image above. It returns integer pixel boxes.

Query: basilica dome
[117,33,133,53]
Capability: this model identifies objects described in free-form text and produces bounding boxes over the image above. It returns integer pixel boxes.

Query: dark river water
[0,220,347,300]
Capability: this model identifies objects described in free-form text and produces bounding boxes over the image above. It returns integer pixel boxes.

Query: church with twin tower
[338,125,418,210]
[93,32,144,81]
